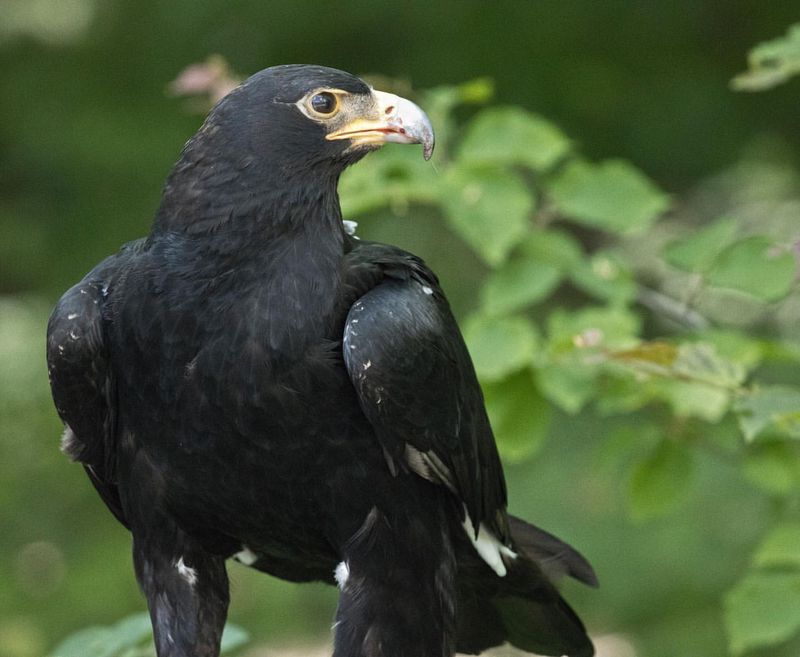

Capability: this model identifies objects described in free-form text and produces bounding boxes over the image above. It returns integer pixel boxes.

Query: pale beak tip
[423,138,435,161]
[415,118,434,160]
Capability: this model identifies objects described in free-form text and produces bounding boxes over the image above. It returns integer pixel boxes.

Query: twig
[636,285,711,330]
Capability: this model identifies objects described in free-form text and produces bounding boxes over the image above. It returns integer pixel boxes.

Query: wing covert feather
[343,275,508,539]
[46,246,141,526]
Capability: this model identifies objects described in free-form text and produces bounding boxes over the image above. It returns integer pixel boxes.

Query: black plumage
[47,65,596,657]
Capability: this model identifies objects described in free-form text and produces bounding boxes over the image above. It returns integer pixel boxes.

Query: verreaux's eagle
[47,65,596,657]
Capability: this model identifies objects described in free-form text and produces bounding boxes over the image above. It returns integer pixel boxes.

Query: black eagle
[47,65,596,657]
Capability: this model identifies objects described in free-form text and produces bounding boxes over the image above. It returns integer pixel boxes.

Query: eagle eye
[309,92,339,116]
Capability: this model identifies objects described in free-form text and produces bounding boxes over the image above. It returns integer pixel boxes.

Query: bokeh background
[2,2,800,656]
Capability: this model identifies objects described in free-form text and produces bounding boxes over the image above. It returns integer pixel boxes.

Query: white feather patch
[175,556,198,586]
[60,426,80,460]
[233,547,259,566]
[334,561,350,589]
[462,511,517,577]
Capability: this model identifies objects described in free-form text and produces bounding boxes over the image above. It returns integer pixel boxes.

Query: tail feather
[508,514,598,587]
[455,590,506,655]
[455,515,596,656]
[495,593,594,657]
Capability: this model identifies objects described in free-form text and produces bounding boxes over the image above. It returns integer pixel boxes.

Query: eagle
[47,64,596,657]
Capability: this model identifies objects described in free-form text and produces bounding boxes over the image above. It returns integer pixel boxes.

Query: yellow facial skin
[296,87,435,160]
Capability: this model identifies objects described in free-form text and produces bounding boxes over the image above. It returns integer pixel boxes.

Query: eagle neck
[152,122,346,242]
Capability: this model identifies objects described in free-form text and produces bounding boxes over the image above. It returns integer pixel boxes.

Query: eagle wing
[46,246,140,527]
[342,257,509,548]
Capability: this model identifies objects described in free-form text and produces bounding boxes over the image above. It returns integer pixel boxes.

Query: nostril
[384,106,394,115]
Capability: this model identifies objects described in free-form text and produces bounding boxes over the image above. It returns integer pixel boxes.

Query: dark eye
[310,92,338,115]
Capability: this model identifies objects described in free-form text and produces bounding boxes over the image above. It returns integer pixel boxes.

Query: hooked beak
[326,89,435,160]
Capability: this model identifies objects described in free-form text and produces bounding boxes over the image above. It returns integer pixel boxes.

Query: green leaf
[459,107,572,171]
[735,385,800,442]
[421,78,494,151]
[568,251,637,304]
[742,442,800,496]
[671,342,746,389]
[49,627,118,657]
[608,341,742,421]
[724,571,800,654]
[464,314,540,382]
[49,616,248,657]
[546,306,642,352]
[422,78,494,115]
[534,362,598,414]
[628,440,692,520]
[707,236,796,302]
[483,371,551,462]
[220,623,249,654]
[658,379,732,423]
[593,374,655,416]
[609,341,679,368]
[663,216,739,273]
[339,145,439,216]
[702,330,764,372]
[535,306,639,415]
[594,424,662,471]
[479,254,561,316]
[754,523,800,569]
[443,165,533,266]
[454,78,496,104]
[609,341,745,390]
[549,159,669,234]
[517,229,584,271]
[610,341,744,387]
[108,615,153,647]
[732,23,800,91]
[49,614,152,657]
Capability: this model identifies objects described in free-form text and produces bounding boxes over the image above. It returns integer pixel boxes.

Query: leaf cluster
[340,78,800,655]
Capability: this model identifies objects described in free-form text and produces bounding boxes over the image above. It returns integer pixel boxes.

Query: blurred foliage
[732,23,800,91]
[47,613,248,657]
[3,3,800,657]
[0,0,98,46]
